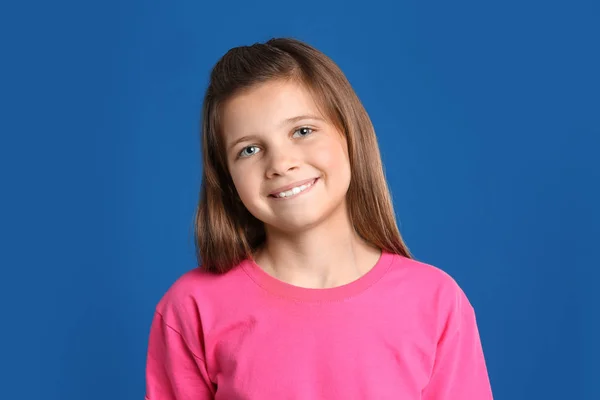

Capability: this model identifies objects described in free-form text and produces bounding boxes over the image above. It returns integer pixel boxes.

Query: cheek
[229,167,255,201]
[312,137,351,176]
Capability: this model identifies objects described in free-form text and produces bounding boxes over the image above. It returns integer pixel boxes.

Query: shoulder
[386,254,478,336]
[155,268,212,312]
[153,262,249,329]
[389,254,461,290]
[388,254,474,311]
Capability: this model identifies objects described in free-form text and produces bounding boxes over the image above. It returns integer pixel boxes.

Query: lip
[268,177,319,197]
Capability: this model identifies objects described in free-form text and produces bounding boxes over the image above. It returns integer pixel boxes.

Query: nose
[265,149,299,178]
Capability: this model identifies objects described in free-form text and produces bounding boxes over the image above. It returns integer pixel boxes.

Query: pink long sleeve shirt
[146,251,493,399]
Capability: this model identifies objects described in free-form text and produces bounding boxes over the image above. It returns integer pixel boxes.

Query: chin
[262,211,323,234]
[266,202,347,235]
[245,188,349,233]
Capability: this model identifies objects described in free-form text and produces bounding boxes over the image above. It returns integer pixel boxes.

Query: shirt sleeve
[421,286,494,400]
[145,311,215,400]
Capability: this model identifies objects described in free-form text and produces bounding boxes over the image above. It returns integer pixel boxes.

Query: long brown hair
[195,37,411,273]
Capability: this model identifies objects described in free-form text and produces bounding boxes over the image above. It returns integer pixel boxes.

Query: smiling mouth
[268,178,319,200]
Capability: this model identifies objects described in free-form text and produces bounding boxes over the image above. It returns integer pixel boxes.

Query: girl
[145,38,493,399]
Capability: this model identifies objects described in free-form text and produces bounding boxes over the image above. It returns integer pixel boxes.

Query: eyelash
[237,126,315,159]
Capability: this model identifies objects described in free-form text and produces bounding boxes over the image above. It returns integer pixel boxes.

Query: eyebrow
[227,114,325,152]
[283,114,325,126]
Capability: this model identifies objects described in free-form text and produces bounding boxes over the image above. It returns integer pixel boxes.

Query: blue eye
[239,145,261,158]
[292,127,313,138]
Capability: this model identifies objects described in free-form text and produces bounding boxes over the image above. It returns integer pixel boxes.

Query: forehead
[221,80,324,139]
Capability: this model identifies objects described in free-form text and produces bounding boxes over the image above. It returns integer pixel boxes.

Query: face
[221,79,352,234]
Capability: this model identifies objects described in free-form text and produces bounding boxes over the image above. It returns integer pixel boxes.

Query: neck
[253,204,382,289]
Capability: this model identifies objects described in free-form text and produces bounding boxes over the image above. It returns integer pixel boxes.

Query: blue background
[1,0,598,398]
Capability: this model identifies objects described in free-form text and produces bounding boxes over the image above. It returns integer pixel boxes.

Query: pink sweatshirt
[146,251,493,399]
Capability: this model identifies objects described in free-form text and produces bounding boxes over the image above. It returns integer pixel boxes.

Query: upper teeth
[277,180,315,198]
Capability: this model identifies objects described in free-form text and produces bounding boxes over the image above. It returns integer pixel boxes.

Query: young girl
[145,38,493,399]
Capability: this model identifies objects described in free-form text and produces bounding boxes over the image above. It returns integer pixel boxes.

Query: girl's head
[195,38,411,273]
